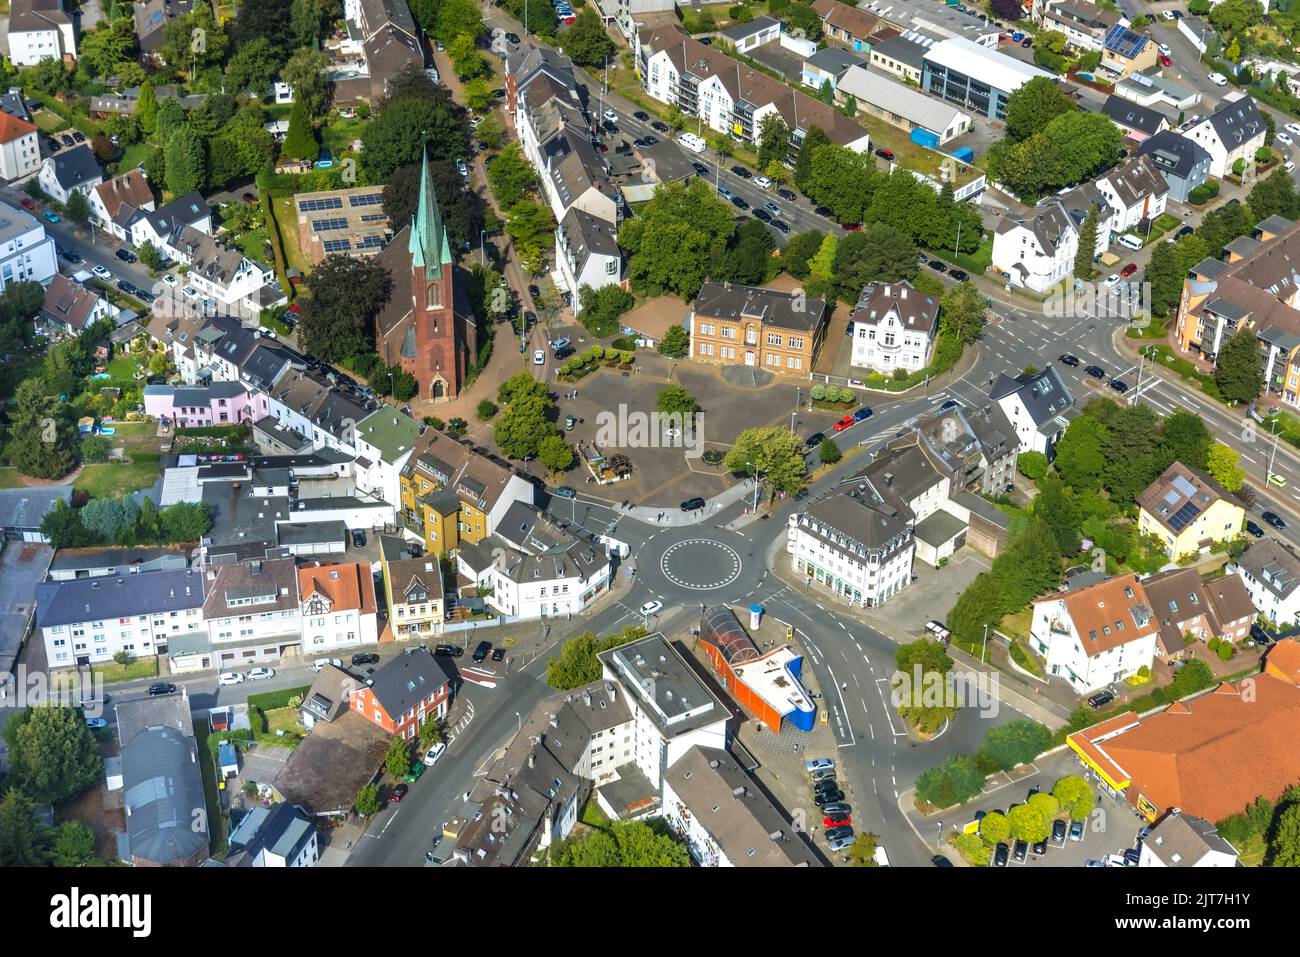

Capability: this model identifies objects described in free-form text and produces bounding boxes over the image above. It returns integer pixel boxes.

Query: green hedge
[247,685,311,713]
[175,424,251,440]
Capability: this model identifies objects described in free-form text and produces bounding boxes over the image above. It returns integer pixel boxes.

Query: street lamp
[981,623,989,663]
[1268,418,1281,484]
[480,230,486,268]
[746,461,763,514]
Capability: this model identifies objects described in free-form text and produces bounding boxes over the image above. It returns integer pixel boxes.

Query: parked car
[633,110,650,121]
[42,210,61,223]
[820,802,851,816]
[389,783,409,803]
[778,188,797,201]
[1263,510,1287,529]
[804,758,836,773]
[811,768,837,783]
[948,268,969,282]
[61,248,83,264]
[639,600,664,617]
[553,486,577,499]
[824,813,851,828]
[19,196,35,211]
[1032,839,1048,856]
[932,854,954,867]
[1120,263,1138,277]
[994,843,1010,866]
[1058,353,1080,367]
[435,644,463,657]
[1246,519,1265,538]
[147,682,177,696]
[1069,820,1086,842]
[651,120,670,133]
[352,653,380,665]
[1012,840,1028,862]
[680,496,706,511]
[312,658,343,671]
[85,717,108,729]
[825,825,854,842]
[217,672,245,685]
[1159,54,1173,67]
[875,148,895,161]
[853,406,873,421]
[754,175,773,189]
[247,667,275,681]
[1088,689,1115,708]
[813,788,845,806]
[422,742,447,766]
[804,432,825,448]
[491,648,506,662]
[472,641,492,663]
[828,834,855,851]
[1052,819,1068,845]
[115,248,137,263]
[61,133,75,147]
[833,415,854,432]
[927,259,947,273]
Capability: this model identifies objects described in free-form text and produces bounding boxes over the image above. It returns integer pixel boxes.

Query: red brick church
[375,153,477,401]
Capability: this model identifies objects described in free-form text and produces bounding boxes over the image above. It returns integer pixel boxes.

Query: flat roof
[599,634,730,739]
[731,647,815,721]
[923,36,1054,93]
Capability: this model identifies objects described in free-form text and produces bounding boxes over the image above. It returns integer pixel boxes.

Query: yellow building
[1136,462,1245,558]
[378,535,445,640]
[398,430,535,557]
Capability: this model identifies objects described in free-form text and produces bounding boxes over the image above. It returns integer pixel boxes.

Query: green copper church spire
[408,149,452,274]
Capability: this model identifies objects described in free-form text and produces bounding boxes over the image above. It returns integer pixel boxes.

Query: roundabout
[659,538,743,591]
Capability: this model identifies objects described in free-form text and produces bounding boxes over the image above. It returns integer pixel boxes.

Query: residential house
[992,201,1079,294]
[293,185,391,264]
[0,199,59,292]
[378,535,445,640]
[188,558,302,673]
[1138,811,1239,867]
[115,690,209,866]
[868,34,930,84]
[921,36,1054,121]
[456,503,612,620]
[1233,537,1300,627]
[1264,636,1300,685]
[349,645,452,742]
[142,381,252,428]
[8,0,77,67]
[1141,566,1256,658]
[1093,153,1169,236]
[848,280,939,375]
[802,46,865,97]
[0,89,32,123]
[353,408,421,512]
[1029,573,1160,692]
[555,206,622,301]
[812,0,883,53]
[719,15,782,54]
[895,402,1020,497]
[1184,95,1267,178]
[1136,461,1245,558]
[224,803,319,867]
[1101,94,1170,143]
[689,280,828,374]
[1137,131,1212,202]
[333,0,424,108]
[835,64,972,145]
[36,568,205,668]
[990,366,1076,457]
[0,486,72,544]
[1114,71,1201,111]
[37,144,101,204]
[38,274,111,337]
[125,191,212,259]
[297,562,379,654]
[662,745,820,866]
[1099,22,1158,80]
[172,228,286,315]
[0,111,41,181]
[1037,0,1121,52]
[1067,675,1300,822]
[88,168,155,240]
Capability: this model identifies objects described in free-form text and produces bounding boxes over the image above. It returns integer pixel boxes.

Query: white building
[225,803,320,867]
[849,281,940,374]
[1138,811,1240,868]
[554,206,621,301]
[0,199,59,292]
[297,562,379,654]
[0,111,42,181]
[990,366,1076,457]
[126,192,213,258]
[1029,573,1160,692]
[353,409,421,512]
[196,558,303,672]
[1184,96,1268,179]
[172,227,286,315]
[37,144,102,205]
[1094,154,1170,236]
[88,168,156,240]
[8,0,77,67]
[1233,538,1300,628]
[993,201,1078,294]
[787,488,915,608]
[36,569,206,668]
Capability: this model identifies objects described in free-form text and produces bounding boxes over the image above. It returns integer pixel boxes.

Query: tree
[717,219,775,285]
[831,224,917,303]
[1160,410,1213,471]
[230,0,294,62]
[226,36,280,96]
[135,78,159,135]
[49,820,95,867]
[299,256,394,362]
[0,790,48,867]
[780,230,824,279]
[382,158,483,254]
[537,434,574,471]
[354,783,381,817]
[164,125,207,196]
[291,0,335,47]
[546,626,646,690]
[978,720,1051,772]
[939,281,987,344]
[793,125,830,191]
[79,16,139,78]
[3,706,103,804]
[138,240,163,271]
[915,755,985,808]
[1269,803,1300,866]
[1052,774,1095,821]
[564,7,615,66]
[1074,206,1098,279]
[1004,76,1074,141]
[804,143,877,223]
[281,48,333,118]
[979,811,1010,846]
[1007,802,1052,842]
[65,189,90,223]
[384,735,411,780]
[1249,169,1300,223]
[1209,0,1264,34]
[1148,234,1208,317]
[724,427,807,494]
[656,385,699,423]
[360,86,468,182]
[1054,413,1109,491]
[1215,328,1264,404]
[282,98,319,162]
[1206,442,1246,491]
[549,818,690,866]
[1018,450,1048,481]
[618,179,735,299]
[7,380,76,479]
[486,142,539,208]
[819,437,842,465]
[161,4,228,71]
[756,113,791,171]
[504,200,555,274]
[847,832,880,866]
[576,284,635,338]
[658,325,690,358]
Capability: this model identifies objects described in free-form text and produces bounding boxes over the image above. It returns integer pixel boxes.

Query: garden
[556,344,636,381]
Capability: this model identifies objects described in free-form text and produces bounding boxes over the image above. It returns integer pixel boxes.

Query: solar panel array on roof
[1168,501,1201,532]
[312,218,348,232]
[1171,474,1198,498]
[322,238,352,253]
[348,192,383,207]
[298,196,344,212]
[1163,490,1180,507]
[1104,24,1147,57]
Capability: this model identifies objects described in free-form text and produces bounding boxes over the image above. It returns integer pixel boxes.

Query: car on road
[218,672,244,685]
[1088,689,1115,708]
[925,620,951,641]
[247,667,275,681]
[352,653,380,666]
[731,165,751,179]
[763,201,782,216]
[803,431,825,449]
[312,658,343,671]
[1109,378,1129,394]
[692,161,709,176]
[85,717,108,729]
[853,406,873,421]
[833,415,854,432]
[875,148,895,161]
[927,259,947,273]
[1209,71,1228,86]
[1280,133,1295,147]
[1263,511,1287,529]
[1285,123,1300,137]
[1246,519,1265,538]
[1069,820,1086,842]
[640,600,665,617]
[754,175,772,189]
[825,825,854,842]
[1268,472,1288,488]
[1084,365,1106,379]
[814,205,833,217]
[389,783,409,802]
[115,248,137,263]
[940,399,960,410]
[753,208,771,222]
[633,110,649,121]
[680,496,706,511]
[932,854,954,867]
[731,194,749,210]
[1012,840,1029,862]
[804,758,835,773]
[813,788,845,806]
[92,264,111,280]
[718,186,733,200]
[435,644,463,657]
[19,196,35,210]
[778,188,797,201]
[422,741,447,766]
[949,268,969,282]
[148,682,177,696]
[533,349,546,365]
[60,247,82,263]
[772,219,790,234]
[42,210,61,223]
[472,641,492,663]
[506,32,520,43]
[553,486,577,499]
[1052,820,1068,845]
[1159,53,1173,67]
[1288,161,1296,173]
[1058,353,1080,367]
[602,109,618,123]
[994,843,1010,866]
[651,120,670,133]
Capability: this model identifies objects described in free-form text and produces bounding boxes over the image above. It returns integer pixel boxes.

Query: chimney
[606,682,616,701]
[883,473,894,487]
[251,560,262,575]
[548,714,559,729]
[528,753,536,769]
[582,690,592,707]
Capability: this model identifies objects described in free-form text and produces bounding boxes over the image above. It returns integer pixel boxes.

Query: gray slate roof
[1138,130,1212,179]
[45,144,102,190]
[365,647,451,720]
[0,486,72,531]
[37,568,204,628]
[990,366,1075,427]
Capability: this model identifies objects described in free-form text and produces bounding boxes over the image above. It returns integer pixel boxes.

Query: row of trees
[546,625,648,689]
[916,719,1057,809]
[492,371,573,470]
[41,497,214,549]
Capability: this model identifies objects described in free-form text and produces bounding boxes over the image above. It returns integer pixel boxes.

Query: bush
[1188,181,1220,205]
[810,384,827,401]
[476,400,498,421]
[915,754,986,808]
[1018,450,1048,481]
[80,435,111,463]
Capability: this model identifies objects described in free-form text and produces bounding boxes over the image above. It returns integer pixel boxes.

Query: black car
[1263,511,1287,530]
[505,32,521,43]
[825,825,854,842]
[115,248,137,263]
[1021,37,1032,47]
[1052,819,1068,844]
[72,131,86,143]
[680,496,706,511]
[931,854,954,867]
[777,188,797,202]
[1246,519,1265,538]
[1031,839,1048,856]
[813,779,839,795]
[814,206,833,217]
[927,260,947,273]
[1012,840,1029,862]
[61,133,75,147]
[472,641,492,663]
[1109,378,1130,394]
[633,110,650,121]
[352,653,380,665]
[772,219,790,234]
[692,161,709,176]
[116,280,135,295]
[732,195,750,210]
[434,644,464,657]
[148,682,177,696]
[804,432,825,449]
[813,789,845,806]
[351,529,366,547]
[1084,365,1106,379]
[1175,225,1194,239]
[994,842,1010,867]
[651,121,670,133]
[46,138,61,152]
[60,248,83,264]
[491,648,506,662]
[642,134,658,146]
[730,165,751,179]
[949,269,969,282]
[136,289,155,304]
[699,36,713,45]
[753,208,772,223]
[1088,689,1115,708]
[918,253,928,265]
[1058,353,1080,367]
[940,399,960,411]
[528,284,541,300]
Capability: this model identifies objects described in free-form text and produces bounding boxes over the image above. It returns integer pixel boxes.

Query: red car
[833,415,854,432]
[1120,263,1138,277]
[841,223,862,231]
[1159,54,1173,67]
[824,813,852,828]
[19,197,35,211]
[388,783,409,803]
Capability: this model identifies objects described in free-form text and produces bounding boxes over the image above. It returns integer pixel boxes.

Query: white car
[1160,9,1174,20]
[161,273,178,287]
[92,264,111,280]
[1158,43,1171,56]
[754,175,773,189]
[182,285,200,300]
[422,741,447,766]
[247,667,275,681]
[1103,273,1121,287]
[217,671,245,686]
[456,159,469,178]
[1286,123,1300,136]
[312,658,343,671]
[804,758,836,773]
[1287,161,1296,173]
[602,108,618,123]
[1279,132,1294,146]
[1208,72,1228,86]
[639,599,664,617]
[533,349,546,365]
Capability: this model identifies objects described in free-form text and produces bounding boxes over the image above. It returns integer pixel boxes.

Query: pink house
[144,381,253,428]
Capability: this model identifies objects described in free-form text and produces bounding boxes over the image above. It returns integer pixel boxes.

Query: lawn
[74,451,162,498]
[263,706,305,740]
[271,196,312,274]
[117,142,152,174]
[1266,409,1300,450]
[219,204,272,263]
[92,656,159,684]
[949,233,993,275]
[32,109,69,134]
[0,468,24,489]
[321,115,367,156]
[106,354,140,380]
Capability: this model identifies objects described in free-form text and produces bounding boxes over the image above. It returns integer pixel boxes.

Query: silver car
[804,758,835,773]
[829,834,855,852]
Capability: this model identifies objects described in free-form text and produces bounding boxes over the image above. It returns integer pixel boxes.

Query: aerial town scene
[0,0,1289,902]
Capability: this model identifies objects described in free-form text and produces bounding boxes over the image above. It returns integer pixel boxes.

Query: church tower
[405,151,462,400]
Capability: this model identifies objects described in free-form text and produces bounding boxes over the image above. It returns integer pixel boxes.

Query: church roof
[407,150,451,275]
